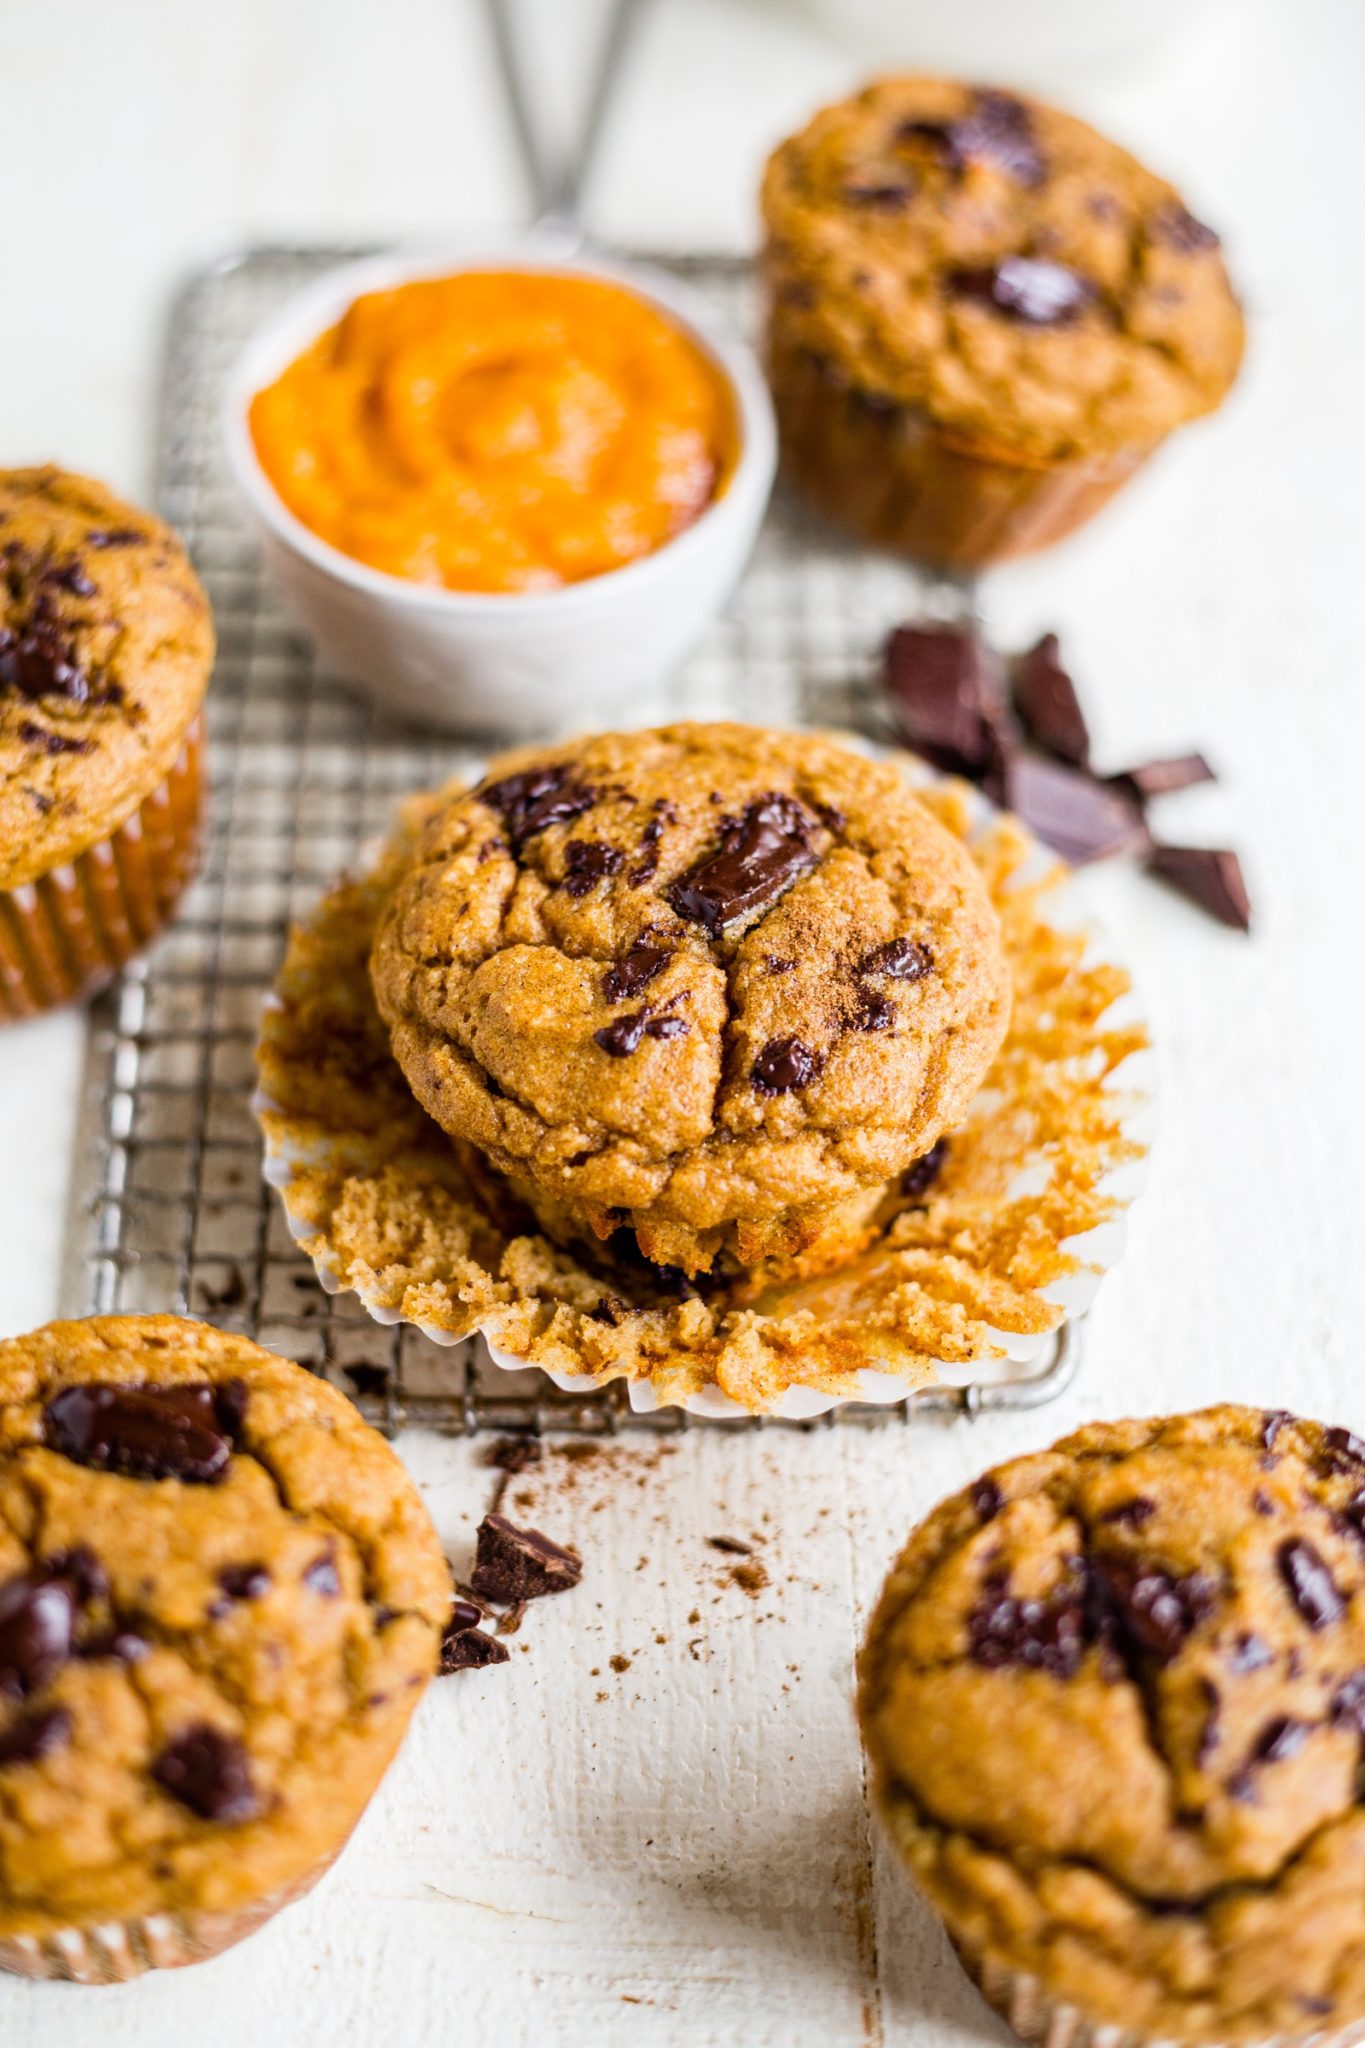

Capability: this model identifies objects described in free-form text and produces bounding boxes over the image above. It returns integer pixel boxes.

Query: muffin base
[0,719,204,1025]
[952,1938,1365,2048]
[0,1842,337,1985]
[768,338,1152,572]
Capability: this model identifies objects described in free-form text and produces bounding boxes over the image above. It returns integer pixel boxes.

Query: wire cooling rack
[58,244,1080,1434]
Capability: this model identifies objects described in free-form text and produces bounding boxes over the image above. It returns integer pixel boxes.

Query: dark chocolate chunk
[80,1627,150,1665]
[849,988,895,1032]
[0,617,92,705]
[842,175,916,208]
[1262,1410,1294,1452]
[1150,202,1221,252]
[1092,1560,1216,1662]
[884,623,1005,777]
[440,1625,509,1672]
[861,937,933,983]
[1147,845,1251,931]
[217,1562,270,1603]
[706,1535,754,1557]
[897,90,1043,185]
[0,1704,72,1771]
[16,720,92,756]
[1253,1490,1275,1516]
[602,941,671,1004]
[1010,633,1090,766]
[594,1005,689,1057]
[667,792,819,935]
[628,801,676,885]
[997,754,1149,866]
[43,559,97,598]
[968,1564,1088,1679]
[1111,753,1216,802]
[972,1478,1002,1525]
[1336,1490,1365,1554]
[1250,1715,1312,1766]
[1331,1669,1365,1735]
[1299,1997,1336,2018]
[303,1551,341,1598]
[1100,1496,1157,1530]
[1278,1540,1344,1631]
[901,1138,948,1200]
[470,1513,582,1604]
[152,1724,259,1822]
[344,1363,390,1399]
[751,1035,822,1095]
[478,764,597,851]
[447,1597,485,1634]
[0,1573,76,1700]
[42,1545,106,1606]
[1228,1632,1274,1674]
[1323,1427,1365,1474]
[44,1381,245,1485]
[86,528,142,549]
[562,840,625,898]
[950,256,1095,327]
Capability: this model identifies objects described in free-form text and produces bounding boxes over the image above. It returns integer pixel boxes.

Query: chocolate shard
[152,1724,260,1823]
[1147,845,1251,932]
[1010,633,1090,767]
[901,1137,948,1200]
[860,937,933,982]
[751,1035,822,1095]
[667,792,819,936]
[1278,1539,1344,1632]
[950,256,1095,327]
[602,941,671,1004]
[470,1513,582,1605]
[0,1573,77,1700]
[997,754,1149,866]
[967,1564,1088,1679]
[1091,1560,1217,1662]
[44,1381,245,1485]
[884,623,1006,777]
[971,1478,1002,1525]
[594,1006,690,1058]
[478,764,597,851]
[440,1625,510,1673]
[562,840,624,898]
[0,1704,73,1771]
[1111,753,1216,802]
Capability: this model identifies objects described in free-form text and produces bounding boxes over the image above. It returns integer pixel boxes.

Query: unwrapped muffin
[0,467,213,1023]
[369,723,1011,1279]
[859,1406,1365,2045]
[761,78,1244,569]
[0,1315,449,1981]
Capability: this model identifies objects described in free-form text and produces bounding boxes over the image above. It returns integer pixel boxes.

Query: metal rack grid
[59,245,1080,1434]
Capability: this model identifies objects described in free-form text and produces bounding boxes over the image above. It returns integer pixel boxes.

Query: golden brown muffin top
[761,77,1245,463]
[859,1406,1365,2041]
[0,1316,449,1939]
[368,725,1011,1275]
[0,468,214,889]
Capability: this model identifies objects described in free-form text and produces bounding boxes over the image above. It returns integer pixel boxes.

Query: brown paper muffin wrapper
[0,1838,338,1984]
[0,718,204,1025]
[949,1936,1365,2048]
[766,335,1153,573]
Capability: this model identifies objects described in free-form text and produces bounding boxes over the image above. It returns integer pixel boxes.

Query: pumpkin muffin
[0,1314,449,1982]
[369,723,1011,1279]
[859,1406,1365,2046]
[0,467,213,1023]
[761,78,1245,569]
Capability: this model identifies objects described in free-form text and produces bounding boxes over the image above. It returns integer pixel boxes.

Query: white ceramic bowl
[225,240,776,736]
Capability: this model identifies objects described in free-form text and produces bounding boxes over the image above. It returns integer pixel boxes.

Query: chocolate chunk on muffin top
[859,1406,1365,2040]
[368,724,1010,1276]
[0,1316,449,1942]
[0,467,214,890]
[761,77,1244,463]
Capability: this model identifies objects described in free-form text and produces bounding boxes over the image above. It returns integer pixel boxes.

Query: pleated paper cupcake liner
[256,754,1154,1418]
[0,719,204,1025]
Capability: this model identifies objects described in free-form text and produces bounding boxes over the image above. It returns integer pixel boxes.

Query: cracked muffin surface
[0,1315,449,1943]
[0,467,214,889]
[761,76,1244,465]
[369,723,1011,1276]
[859,1406,1365,2042]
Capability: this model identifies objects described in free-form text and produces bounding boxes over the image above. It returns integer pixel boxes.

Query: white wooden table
[1,1,1364,2040]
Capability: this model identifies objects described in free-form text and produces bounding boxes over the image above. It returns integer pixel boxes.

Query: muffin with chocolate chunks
[0,467,213,1021]
[369,722,1010,1280]
[0,1315,449,1982]
[859,1406,1365,2046]
[761,78,1244,569]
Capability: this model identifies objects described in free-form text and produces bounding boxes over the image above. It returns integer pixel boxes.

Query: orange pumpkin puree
[248,270,739,595]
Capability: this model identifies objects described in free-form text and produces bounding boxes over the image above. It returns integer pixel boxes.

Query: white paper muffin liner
[256,756,1155,1419]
